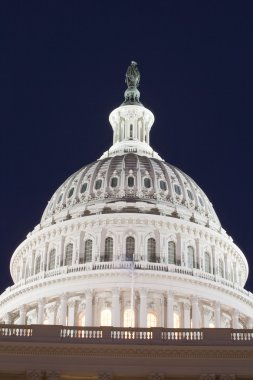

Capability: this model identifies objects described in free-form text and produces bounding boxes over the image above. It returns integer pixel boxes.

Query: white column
[247,317,253,329]
[19,305,27,325]
[47,304,57,324]
[183,302,191,328]
[214,301,221,328]
[166,291,174,328]
[68,300,76,326]
[59,294,68,325]
[3,312,12,324]
[191,296,199,328]
[37,298,45,324]
[139,289,147,327]
[85,290,93,326]
[112,288,120,327]
[232,309,239,329]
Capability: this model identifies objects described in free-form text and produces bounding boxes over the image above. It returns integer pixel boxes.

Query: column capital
[139,288,148,297]
[112,288,120,297]
[191,296,198,304]
[166,290,174,299]
[86,289,93,298]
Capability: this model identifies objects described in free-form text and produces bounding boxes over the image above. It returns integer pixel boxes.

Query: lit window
[100,309,112,326]
[48,249,56,270]
[144,178,151,188]
[126,236,135,261]
[78,312,85,327]
[204,252,211,273]
[68,187,74,198]
[187,189,194,200]
[168,241,176,264]
[65,243,73,266]
[160,180,167,191]
[84,239,92,263]
[104,237,113,261]
[174,184,181,195]
[147,312,157,328]
[111,177,118,188]
[80,183,88,193]
[209,321,215,328]
[173,312,180,328]
[128,176,134,187]
[124,309,135,327]
[35,256,41,274]
[95,179,102,190]
[147,238,156,263]
[57,193,63,204]
[187,246,195,269]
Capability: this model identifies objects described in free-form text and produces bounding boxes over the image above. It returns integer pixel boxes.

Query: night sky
[1,1,253,294]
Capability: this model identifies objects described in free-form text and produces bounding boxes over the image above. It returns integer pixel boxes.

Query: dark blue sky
[1,1,253,292]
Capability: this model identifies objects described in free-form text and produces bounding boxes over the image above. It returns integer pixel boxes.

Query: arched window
[48,249,56,270]
[219,258,224,278]
[126,236,135,261]
[147,312,157,328]
[84,239,93,263]
[128,176,134,187]
[35,256,41,274]
[168,241,176,264]
[147,238,156,263]
[68,187,74,198]
[111,177,118,188]
[144,177,151,188]
[187,246,195,269]
[104,237,113,261]
[124,309,134,327]
[204,252,211,273]
[100,309,112,326]
[65,243,73,266]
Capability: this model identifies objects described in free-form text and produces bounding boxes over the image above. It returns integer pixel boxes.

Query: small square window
[160,180,167,191]
[111,177,118,188]
[144,178,151,188]
[95,180,102,190]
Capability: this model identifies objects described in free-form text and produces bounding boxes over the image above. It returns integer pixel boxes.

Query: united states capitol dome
[1,62,252,330]
[41,154,221,231]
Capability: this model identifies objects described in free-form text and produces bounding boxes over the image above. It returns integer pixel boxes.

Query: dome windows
[80,182,88,193]
[126,236,135,261]
[174,184,181,195]
[111,177,118,188]
[204,252,211,274]
[187,189,194,200]
[187,246,195,269]
[168,241,176,264]
[127,176,134,187]
[65,243,73,266]
[68,188,74,198]
[95,179,102,190]
[198,196,204,207]
[159,180,167,191]
[84,239,92,263]
[147,238,156,263]
[48,249,56,270]
[144,177,151,188]
[57,193,63,204]
[104,237,113,261]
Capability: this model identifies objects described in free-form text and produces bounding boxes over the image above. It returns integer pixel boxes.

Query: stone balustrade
[1,325,253,346]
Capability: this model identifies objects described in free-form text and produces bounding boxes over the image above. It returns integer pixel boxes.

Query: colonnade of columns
[1,289,252,329]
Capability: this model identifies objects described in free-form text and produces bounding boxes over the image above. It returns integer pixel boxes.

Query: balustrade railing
[4,259,253,302]
[0,326,253,346]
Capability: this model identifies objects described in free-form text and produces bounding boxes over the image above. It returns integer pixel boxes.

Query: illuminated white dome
[0,62,252,330]
[42,154,221,232]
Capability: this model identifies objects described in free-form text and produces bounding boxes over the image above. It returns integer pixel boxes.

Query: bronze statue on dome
[125,61,140,88]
